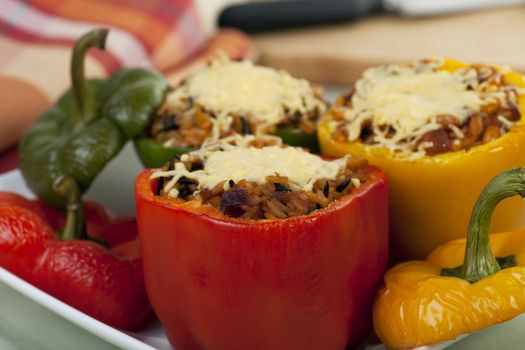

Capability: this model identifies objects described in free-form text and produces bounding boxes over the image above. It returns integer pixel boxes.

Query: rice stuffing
[329,59,523,158]
[151,135,368,220]
[148,55,326,149]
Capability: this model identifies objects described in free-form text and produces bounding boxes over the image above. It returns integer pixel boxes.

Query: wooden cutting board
[253,6,525,84]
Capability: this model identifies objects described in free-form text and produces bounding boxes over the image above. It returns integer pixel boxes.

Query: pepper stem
[71,28,108,125]
[53,176,87,241]
[460,167,525,283]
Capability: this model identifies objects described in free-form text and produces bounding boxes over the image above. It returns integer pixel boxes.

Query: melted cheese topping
[151,135,349,196]
[343,64,484,143]
[329,60,521,159]
[166,56,326,137]
[357,68,481,132]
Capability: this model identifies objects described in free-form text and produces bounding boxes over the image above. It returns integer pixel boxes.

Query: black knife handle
[218,0,383,33]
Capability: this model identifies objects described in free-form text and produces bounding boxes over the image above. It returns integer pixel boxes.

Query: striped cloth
[0,0,255,155]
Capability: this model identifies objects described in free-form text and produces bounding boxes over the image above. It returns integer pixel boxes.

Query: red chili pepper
[135,167,388,350]
[0,192,138,247]
[0,190,152,330]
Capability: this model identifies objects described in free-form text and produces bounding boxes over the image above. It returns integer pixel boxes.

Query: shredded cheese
[332,61,523,158]
[449,124,465,139]
[165,55,326,136]
[151,135,350,196]
[343,64,484,153]
[498,115,515,129]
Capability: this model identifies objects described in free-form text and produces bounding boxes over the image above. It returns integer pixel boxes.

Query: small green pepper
[20,28,167,208]
[134,128,319,168]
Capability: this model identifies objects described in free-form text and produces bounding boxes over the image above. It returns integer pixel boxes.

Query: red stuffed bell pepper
[0,186,152,330]
[136,135,388,350]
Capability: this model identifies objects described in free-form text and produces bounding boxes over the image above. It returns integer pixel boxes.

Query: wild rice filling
[329,59,522,157]
[149,56,326,149]
[151,136,367,220]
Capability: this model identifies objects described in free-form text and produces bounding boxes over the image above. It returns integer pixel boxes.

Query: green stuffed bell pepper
[20,28,167,208]
[134,138,191,169]
[135,128,319,169]
[272,127,320,152]
[134,55,326,168]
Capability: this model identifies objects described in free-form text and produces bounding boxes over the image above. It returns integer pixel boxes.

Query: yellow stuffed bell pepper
[374,167,525,349]
[318,59,525,259]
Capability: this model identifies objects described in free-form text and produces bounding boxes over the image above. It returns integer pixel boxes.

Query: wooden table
[254,6,525,84]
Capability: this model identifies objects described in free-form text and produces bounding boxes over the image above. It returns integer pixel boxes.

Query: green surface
[447,314,525,350]
[0,280,120,350]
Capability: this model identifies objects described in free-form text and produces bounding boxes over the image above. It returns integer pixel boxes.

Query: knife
[218,0,525,33]
[218,0,383,33]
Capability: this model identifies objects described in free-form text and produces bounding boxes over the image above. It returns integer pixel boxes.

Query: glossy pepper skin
[272,127,320,152]
[374,167,525,349]
[135,128,320,168]
[20,28,167,208]
[318,59,525,259]
[134,137,192,169]
[0,192,137,247]
[0,192,152,330]
[135,167,388,350]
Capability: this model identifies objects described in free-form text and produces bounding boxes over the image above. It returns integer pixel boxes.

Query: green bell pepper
[134,127,319,169]
[272,127,320,153]
[20,28,167,208]
[134,137,192,169]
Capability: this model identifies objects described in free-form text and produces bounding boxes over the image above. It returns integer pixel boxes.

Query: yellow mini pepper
[318,59,525,259]
[374,167,525,349]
